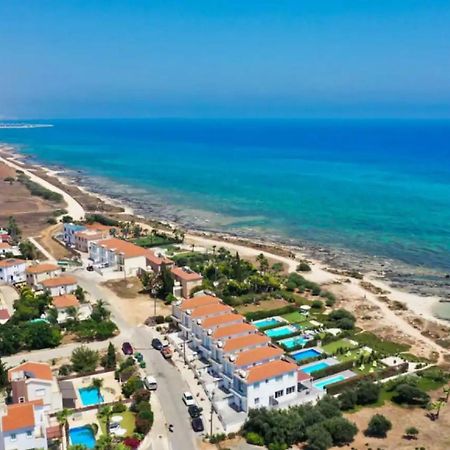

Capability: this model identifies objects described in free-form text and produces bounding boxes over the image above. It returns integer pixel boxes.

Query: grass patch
[352,331,410,354]
[99,411,135,437]
[133,235,176,248]
[322,338,358,355]
[281,311,308,323]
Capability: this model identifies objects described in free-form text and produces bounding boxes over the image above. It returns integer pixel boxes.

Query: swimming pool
[290,348,322,361]
[277,334,307,348]
[78,387,104,406]
[69,426,96,449]
[252,316,286,329]
[265,325,298,339]
[301,361,330,374]
[313,375,345,390]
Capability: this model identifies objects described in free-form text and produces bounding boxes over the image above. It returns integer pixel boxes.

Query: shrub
[338,389,358,410]
[246,432,265,446]
[58,364,72,377]
[71,346,99,374]
[404,426,419,439]
[356,380,381,405]
[365,414,392,438]
[154,315,165,324]
[306,424,333,450]
[122,376,143,398]
[112,403,127,413]
[327,309,356,329]
[392,384,430,406]
[297,261,311,272]
[323,416,358,446]
[133,388,151,405]
[311,300,323,309]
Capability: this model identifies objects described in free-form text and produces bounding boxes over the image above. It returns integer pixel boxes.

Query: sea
[1,119,449,308]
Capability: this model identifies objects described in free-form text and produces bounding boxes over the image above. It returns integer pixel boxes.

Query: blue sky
[1,0,450,119]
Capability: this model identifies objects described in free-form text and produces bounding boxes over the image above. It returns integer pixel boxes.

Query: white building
[63,223,86,247]
[8,362,63,413]
[50,294,91,323]
[41,275,77,297]
[0,401,48,450]
[26,263,62,290]
[170,266,203,298]
[0,242,19,256]
[74,229,108,252]
[0,259,26,284]
[89,237,148,276]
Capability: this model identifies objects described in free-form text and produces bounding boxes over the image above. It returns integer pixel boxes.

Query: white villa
[41,275,77,297]
[0,259,26,284]
[26,263,62,290]
[51,294,91,323]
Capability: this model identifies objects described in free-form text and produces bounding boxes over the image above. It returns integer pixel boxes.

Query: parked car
[143,375,158,391]
[86,265,94,272]
[182,392,195,407]
[191,417,204,432]
[188,405,201,418]
[161,345,172,359]
[122,342,133,355]
[152,338,163,350]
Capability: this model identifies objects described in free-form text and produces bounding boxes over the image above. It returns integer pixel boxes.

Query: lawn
[133,235,176,248]
[281,311,308,323]
[351,331,410,354]
[99,411,136,437]
[322,338,358,355]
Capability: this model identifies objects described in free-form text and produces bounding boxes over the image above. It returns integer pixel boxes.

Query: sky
[1,0,450,119]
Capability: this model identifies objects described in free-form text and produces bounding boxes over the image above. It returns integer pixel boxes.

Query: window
[254,397,260,405]
[18,396,25,403]
[275,389,284,398]
[10,434,17,441]
[254,382,260,389]
[286,386,296,394]
[275,376,282,381]
[27,430,33,438]
[35,388,45,397]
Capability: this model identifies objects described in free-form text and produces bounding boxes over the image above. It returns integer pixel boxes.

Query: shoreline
[0,143,449,333]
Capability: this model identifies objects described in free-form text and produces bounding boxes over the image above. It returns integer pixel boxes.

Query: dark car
[152,338,163,350]
[122,342,133,355]
[191,417,204,432]
[86,265,94,272]
[188,405,201,418]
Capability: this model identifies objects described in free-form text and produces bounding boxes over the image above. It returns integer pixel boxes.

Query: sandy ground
[35,223,73,260]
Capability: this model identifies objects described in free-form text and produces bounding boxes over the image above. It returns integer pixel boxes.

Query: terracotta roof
[1,401,43,432]
[180,295,220,311]
[202,313,243,329]
[26,263,60,274]
[297,370,312,382]
[95,238,147,258]
[190,303,232,319]
[0,258,25,268]
[212,323,257,340]
[41,275,77,288]
[145,249,173,266]
[0,242,11,249]
[234,346,284,367]
[9,362,53,381]
[245,359,298,384]
[0,309,10,320]
[222,334,270,352]
[171,266,203,282]
[75,230,105,240]
[52,294,80,309]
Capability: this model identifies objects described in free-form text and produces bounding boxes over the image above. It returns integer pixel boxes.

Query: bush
[392,384,430,406]
[327,309,356,330]
[154,315,165,324]
[306,424,333,450]
[365,414,392,438]
[112,403,127,413]
[209,433,226,444]
[246,432,265,446]
[71,346,99,374]
[122,376,143,398]
[133,388,151,405]
[311,300,323,309]
[338,389,357,410]
[356,380,381,405]
[245,305,297,321]
[323,417,358,446]
[297,261,311,272]
[58,364,72,377]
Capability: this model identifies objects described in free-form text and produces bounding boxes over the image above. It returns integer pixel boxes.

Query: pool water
[301,361,330,374]
[313,375,345,390]
[69,426,96,449]
[291,348,322,361]
[278,335,307,348]
[253,317,283,329]
[265,325,298,339]
[78,387,104,406]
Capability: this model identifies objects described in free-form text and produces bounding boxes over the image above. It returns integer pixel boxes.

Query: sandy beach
[1,143,449,362]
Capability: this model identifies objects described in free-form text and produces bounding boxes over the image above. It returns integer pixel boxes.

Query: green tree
[306,424,333,450]
[24,322,62,349]
[338,390,357,410]
[95,434,113,450]
[74,286,86,303]
[159,266,174,297]
[365,414,392,438]
[71,346,99,374]
[404,426,419,440]
[101,342,117,370]
[297,261,311,272]
[393,383,430,406]
[56,408,72,448]
[7,216,21,242]
[256,253,269,273]
[91,378,104,404]
[323,417,358,446]
[429,400,445,420]
[246,432,265,446]
[356,380,381,405]
[62,215,73,223]
[91,300,110,322]
[0,358,9,390]
[98,405,113,439]
[19,240,38,259]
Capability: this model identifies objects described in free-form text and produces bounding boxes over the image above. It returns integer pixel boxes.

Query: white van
[143,375,157,391]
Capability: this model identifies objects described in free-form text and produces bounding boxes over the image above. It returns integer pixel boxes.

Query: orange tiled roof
[75,230,105,240]
[26,263,60,274]
[145,249,173,266]
[52,294,80,309]
[0,242,11,249]
[9,362,53,381]
[245,359,298,384]
[222,334,270,352]
[202,313,243,329]
[171,266,203,282]
[180,295,220,311]
[212,323,256,339]
[190,303,232,319]
[0,258,25,268]
[234,345,284,367]
[96,238,147,258]
[1,401,43,432]
[41,275,77,288]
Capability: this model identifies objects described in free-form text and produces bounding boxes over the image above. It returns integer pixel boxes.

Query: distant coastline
[0,123,54,129]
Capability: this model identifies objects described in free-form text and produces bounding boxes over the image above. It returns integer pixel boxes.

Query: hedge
[245,305,297,321]
[312,360,354,380]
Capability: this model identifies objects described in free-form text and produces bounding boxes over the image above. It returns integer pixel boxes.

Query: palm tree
[431,400,445,420]
[56,408,72,448]
[95,433,113,450]
[91,377,104,405]
[97,405,113,438]
[443,385,450,402]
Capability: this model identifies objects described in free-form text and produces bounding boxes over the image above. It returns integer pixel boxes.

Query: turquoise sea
[1,119,449,277]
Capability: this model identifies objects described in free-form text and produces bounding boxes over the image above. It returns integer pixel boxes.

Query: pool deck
[298,357,339,372]
[252,315,288,328]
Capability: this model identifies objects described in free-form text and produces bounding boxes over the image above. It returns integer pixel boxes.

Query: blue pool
[78,387,104,406]
[69,426,96,449]
[265,325,298,339]
[253,317,284,329]
[291,348,322,361]
[302,361,330,374]
[278,335,307,348]
[313,375,345,390]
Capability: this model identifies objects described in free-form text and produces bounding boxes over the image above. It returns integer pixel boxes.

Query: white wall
[0,263,26,284]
